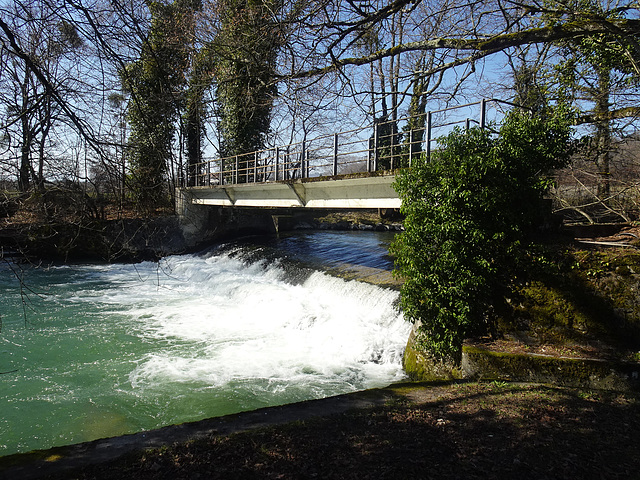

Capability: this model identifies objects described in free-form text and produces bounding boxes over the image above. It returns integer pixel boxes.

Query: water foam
[117,249,410,396]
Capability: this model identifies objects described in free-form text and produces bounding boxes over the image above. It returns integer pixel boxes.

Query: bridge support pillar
[176,188,283,247]
[176,188,212,247]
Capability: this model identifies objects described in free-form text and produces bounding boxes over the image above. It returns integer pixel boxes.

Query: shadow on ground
[4,381,639,480]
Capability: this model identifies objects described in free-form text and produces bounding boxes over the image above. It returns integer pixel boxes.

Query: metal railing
[184,98,516,187]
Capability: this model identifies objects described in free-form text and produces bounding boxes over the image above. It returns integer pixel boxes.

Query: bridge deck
[183,172,401,209]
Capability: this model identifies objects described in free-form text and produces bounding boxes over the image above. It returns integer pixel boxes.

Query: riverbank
[0,206,401,262]
[3,380,639,479]
[402,223,640,384]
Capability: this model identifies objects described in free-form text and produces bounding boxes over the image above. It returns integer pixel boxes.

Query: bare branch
[283,17,640,80]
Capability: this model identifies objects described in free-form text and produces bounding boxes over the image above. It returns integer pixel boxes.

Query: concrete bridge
[182,172,400,209]
[177,99,511,213]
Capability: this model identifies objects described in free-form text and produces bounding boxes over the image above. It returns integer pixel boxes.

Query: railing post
[207,159,211,186]
[254,151,258,183]
[409,129,414,167]
[219,157,223,185]
[286,145,290,180]
[373,123,379,172]
[333,133,339,176]
[480,98,487,129]
[426,111,432,161]
[235,155,239,184]
[301,140,306,179]
[275,147,280,181]
[390,127,394,171]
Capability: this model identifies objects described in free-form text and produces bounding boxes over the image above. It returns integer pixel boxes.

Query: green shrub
[391,109,573,363]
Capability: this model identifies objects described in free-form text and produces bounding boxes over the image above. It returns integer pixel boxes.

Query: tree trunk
[18,69,32,192]
[19,113,32,192]
[37,115,51,192]
[594,67,611,199]
[186,102,200,187]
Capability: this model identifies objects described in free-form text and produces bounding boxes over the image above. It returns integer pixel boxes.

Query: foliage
[512,62,548,113]
[548,0,638,107]
[213,0,283,160]
[544,0,637,72]
[121,0,196,210]
[391,109,574,362]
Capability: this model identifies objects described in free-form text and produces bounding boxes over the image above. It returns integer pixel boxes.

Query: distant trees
[0,1,83,192]
[544,0,640,211]
[122,0,285,191]
[184,44,215,187]
[0,0,638,219]
[352,3,405,170]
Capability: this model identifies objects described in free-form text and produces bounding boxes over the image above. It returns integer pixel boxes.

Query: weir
[0,232,409,457]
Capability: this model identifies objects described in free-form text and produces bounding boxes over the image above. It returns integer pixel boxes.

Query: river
[0,230,409,457]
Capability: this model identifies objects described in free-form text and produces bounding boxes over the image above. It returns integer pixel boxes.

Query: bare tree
[0,1,85,192]
[0,0,638,225]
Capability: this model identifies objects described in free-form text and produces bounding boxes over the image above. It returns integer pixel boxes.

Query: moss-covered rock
[403,324,464,381]
[404,244,640,389]
[499,246,640,355]
[405,335,640,390]
[461,346,640,391]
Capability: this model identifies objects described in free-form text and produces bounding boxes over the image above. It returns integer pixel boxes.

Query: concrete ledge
[0,384,416,480]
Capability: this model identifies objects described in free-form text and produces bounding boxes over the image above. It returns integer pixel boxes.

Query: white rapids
[0,237,410,456]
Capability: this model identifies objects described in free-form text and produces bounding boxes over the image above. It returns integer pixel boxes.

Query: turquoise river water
[0,231,410,457]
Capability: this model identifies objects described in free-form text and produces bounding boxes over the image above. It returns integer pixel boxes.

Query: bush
[391,110,573,362]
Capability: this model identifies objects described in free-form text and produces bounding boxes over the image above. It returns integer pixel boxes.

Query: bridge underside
[183,174,401,209]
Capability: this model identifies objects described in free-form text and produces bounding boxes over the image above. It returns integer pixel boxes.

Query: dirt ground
[42,381,640,480]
